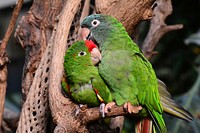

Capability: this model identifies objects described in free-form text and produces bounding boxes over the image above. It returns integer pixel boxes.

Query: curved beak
[81,28,91,40]
[90,47,102,65]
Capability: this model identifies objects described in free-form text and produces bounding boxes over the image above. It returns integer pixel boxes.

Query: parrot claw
[123,102,142,114]
[99,103,105,117]
[79,104,88,110]
[104,102,116,113]
[75,104,87,116]
[75,105,81,116]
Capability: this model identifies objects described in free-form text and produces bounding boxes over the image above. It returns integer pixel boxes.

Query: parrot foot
[99,103,105,117]
[104,101,116,113]
[123,102,142,114]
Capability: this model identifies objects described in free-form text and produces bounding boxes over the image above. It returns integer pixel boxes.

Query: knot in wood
[142,8,154,20]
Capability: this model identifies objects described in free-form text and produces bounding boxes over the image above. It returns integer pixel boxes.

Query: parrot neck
[99,32,140,53]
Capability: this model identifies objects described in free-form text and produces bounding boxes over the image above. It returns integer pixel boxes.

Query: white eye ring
[78,51,87,56]
[91,19,100,27]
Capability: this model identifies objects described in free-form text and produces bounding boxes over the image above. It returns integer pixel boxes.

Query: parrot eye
[91,19,100,27]
[78,51,87,56]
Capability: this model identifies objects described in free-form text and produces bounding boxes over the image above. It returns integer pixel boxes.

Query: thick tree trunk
[15,0,65,132]
[96,0,155,35]
[15,0,65,103]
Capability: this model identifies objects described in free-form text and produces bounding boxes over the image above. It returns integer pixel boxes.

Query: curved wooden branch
[0,0,23,131]
[0,0,24,53]
[48,0,87,132]
[141,0,183,59]
[79,105,127,123]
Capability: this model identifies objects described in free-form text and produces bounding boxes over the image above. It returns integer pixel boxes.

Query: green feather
[158,79,193,121]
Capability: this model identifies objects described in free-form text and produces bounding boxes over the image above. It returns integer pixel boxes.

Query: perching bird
[85,39,193,133]
[62,40,112,117]
[81,14,193,133]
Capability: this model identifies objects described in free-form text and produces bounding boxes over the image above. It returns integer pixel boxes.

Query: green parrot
[82,40,192,133]
[62,40,112,114]
[81,14,193,133]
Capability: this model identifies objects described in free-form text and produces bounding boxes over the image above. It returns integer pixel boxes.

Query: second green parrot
[62,40,112,109]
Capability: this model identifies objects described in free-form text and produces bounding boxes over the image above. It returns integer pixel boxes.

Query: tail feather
[158,79,194,121]
[148,110,167,133]
[135,118,156,133]
[135,79,193,133]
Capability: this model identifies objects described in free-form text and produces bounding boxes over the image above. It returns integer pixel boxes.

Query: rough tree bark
[15,0,65,103]
[48,0,87,132]
[13,0,183,132]
[96,0,155,36]
[15,0,65,132]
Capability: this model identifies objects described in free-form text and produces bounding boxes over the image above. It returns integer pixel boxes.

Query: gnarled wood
[48,0,88,132]
[0,0,23,132]
[15,0,65,132]
[15,0,64,102]
[141,0,183,59]
[96,0,155,36]
[13,0,183,132]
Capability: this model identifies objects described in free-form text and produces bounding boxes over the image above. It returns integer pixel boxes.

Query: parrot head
[81,14,127,48]
[65,41,91,66]
[65,40,101,67]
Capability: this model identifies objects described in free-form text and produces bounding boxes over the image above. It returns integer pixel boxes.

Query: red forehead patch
[85,40,97,52]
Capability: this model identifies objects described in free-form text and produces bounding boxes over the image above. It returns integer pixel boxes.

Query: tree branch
[48,0,87,132]
[141,0,183,59]
[79,105,127,123]
[0,0,23,131]
[0,66,7,133]
[0,0,24,53]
